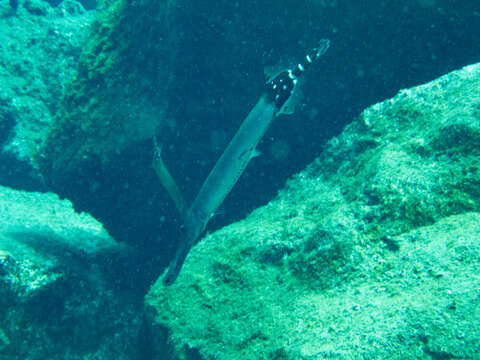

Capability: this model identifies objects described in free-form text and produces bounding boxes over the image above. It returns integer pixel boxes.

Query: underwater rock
[0,185,142,360]
[36,0,178,179]
[145,63,480,359]
[0,0,93,189]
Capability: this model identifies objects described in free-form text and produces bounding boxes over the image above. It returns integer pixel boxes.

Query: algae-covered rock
[145,63,480,359]
[0,185,141,360]
[0,0,94,190]
[0,185,116,302]
[0,0,93,160]
[37,0,178,178]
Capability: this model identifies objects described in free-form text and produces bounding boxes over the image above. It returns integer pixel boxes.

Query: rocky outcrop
[0,185,141,360]
[0,0,93,190]
[145,63,480,360]
[36,0,179,176]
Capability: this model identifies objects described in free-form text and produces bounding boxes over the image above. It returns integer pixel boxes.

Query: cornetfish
[159,39,330,285]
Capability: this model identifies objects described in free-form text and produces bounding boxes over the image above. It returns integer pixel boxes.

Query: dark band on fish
[266,38,330,111]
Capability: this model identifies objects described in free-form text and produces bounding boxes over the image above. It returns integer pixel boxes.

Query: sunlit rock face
[0,185,141,360]
[145,63,480,360]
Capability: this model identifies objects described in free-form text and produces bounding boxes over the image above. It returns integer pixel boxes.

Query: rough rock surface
[0,185,141,360]
[0,0,93,159]
[0,0,93,189]
[37,0,178,177]
[145,63,480,360]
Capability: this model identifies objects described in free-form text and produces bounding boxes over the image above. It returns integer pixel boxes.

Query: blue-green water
[0,0,479,359]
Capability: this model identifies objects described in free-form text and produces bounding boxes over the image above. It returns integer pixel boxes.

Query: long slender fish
[159,39,330,285]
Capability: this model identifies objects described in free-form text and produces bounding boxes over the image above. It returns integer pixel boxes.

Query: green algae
[0,0,93,161]
[36,0,179,179]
